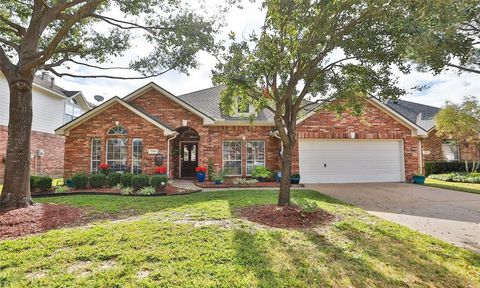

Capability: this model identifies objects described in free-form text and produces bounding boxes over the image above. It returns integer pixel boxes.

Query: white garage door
[298,139,404,183]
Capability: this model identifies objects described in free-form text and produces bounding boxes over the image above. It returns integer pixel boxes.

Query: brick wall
[295,102,421,181]
[423,129,479,162]
[63,103,168,178]
[0,125,65,183]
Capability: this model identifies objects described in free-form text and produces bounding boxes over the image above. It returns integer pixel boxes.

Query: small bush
[30,176,39,191]
[120,186,134,195]
[71,173,88,189]
[251,166,272,179]
[207,158,214,181]
[108,173,122,187]
[34,176,52,192]
[137,186,156,195]
[428,172,480,184]
[425,161,469,175]
[132,174,150,190]
[150,175,168,188]
[233,178,258,185]
[292,199,319,214]
[120,173,134,187]
[89,173,107,188]
[55,186,70,193]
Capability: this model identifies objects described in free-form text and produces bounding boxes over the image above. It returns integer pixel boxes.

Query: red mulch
[0,204,84,239]
[238,204,335,229]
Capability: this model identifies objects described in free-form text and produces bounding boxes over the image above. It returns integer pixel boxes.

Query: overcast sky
[54,1,479,108]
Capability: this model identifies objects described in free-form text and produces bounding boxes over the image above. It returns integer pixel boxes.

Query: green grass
[1,190,479,287]
[425,178,480,195]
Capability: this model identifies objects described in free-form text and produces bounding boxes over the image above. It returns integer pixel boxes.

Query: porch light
[115,121,120,126]
[349,132,356,139]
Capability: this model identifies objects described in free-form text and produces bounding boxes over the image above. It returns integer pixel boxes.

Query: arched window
[108,126,128,135]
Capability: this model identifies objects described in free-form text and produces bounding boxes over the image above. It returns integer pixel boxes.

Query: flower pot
[66,179,74,188]
[274,171,281,183]
[291,177,300,184]
[257,177,267,182]
[196,172,206,183]
[214,179,223,185]
[413,175,426,185]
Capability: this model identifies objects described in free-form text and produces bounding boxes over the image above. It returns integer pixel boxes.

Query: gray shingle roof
[386,99,440,131]
[33,74,81,98]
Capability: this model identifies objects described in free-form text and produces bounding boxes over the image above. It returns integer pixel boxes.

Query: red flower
[195,166,207,173]
[99,163,109,170]
[155,166,167,174]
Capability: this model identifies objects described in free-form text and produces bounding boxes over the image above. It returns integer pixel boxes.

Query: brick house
[56,82,433,183]
[0,72,91,183]
[387,99,480,165]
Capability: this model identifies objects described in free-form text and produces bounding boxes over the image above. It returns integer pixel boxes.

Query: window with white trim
[223,141,242,175]
[442,140,459,161]
[64,102,82,123]
[246,141,265,175]
[108,126,128,135]
[107,138,128,172]
[132,138,143,174]
[91,138,101,173]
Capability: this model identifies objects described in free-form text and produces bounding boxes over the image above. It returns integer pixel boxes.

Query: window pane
[91,138,101,172]
[107,138,128,172]
[246,141,265,175]
[442,140,459,162]
[223,141,242,175]
[132,139,143,174]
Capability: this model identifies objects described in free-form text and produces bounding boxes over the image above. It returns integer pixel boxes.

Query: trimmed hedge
[72,173,88,189]
[425,161,470,176]
[132,174,150,190]
[428,173,480,184]
[150,175,168,188]
[90,173,107,188]
[33,176,52,192]
[120,173,134,187]
[108,173,122,187]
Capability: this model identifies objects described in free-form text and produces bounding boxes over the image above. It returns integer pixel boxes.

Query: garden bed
[32,185,200,197]
[195,181,304,188]
[238,204,335,229]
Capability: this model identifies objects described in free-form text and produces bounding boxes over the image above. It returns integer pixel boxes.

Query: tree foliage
[435,97,480,172]
[212,0,476,205]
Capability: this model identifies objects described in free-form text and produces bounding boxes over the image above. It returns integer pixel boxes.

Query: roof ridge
[178,84,226,98]
[390,98,440,110]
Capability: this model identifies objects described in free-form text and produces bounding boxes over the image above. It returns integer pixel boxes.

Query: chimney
[50,77,55,87]
[41,71,50,80]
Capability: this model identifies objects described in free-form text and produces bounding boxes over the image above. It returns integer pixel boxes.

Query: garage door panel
[299,140,403,183]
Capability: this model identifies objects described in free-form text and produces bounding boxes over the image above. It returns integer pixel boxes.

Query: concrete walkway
[306,183,480,253]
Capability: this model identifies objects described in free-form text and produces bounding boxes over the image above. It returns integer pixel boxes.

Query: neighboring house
[386,99,480,164]
[0,72,91,183]
[56,83,429,183]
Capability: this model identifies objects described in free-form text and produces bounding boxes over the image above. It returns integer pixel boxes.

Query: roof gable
[55,97,175,136]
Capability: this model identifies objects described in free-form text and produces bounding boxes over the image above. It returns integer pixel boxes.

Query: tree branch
[0,15,26,37]
[447,63,480,74]
[47,65,176,79]
[91,14,175,31]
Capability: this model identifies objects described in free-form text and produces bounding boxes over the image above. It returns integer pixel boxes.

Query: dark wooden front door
[181,142,198,178]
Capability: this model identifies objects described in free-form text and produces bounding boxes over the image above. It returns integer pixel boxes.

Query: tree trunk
[278,142,292,206]
[0,76,34,210]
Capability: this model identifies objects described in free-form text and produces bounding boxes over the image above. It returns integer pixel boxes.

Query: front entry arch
[175,127,200,178]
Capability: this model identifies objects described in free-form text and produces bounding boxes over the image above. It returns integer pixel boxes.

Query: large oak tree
[213,0,478,206]
[0,0,222,209]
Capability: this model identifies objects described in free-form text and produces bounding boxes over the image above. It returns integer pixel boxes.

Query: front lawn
[426,178,480,195]
[1,190,479,287]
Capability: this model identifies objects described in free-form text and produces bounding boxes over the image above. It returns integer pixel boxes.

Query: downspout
[418,138,423,175]
[167,132,179,179]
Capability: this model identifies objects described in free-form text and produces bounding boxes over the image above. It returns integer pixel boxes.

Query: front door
[181,142,198,178]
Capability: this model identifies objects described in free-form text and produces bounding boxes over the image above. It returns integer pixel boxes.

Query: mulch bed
[238,204,335,229]
[196,181,304,188]
[0,203,84,240]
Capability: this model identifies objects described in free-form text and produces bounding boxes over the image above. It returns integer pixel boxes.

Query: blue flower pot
[274,171,281,183]
[214,179,223,185]
[196,172,206,182]
[413,175,426,185]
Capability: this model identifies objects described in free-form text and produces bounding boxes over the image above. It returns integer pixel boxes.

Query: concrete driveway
[306,183,480,253]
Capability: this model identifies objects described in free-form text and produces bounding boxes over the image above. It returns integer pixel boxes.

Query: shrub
[120,173,134,187]
[120,186,134,195]
[107,173,122,187]
[132,174,150,190]
[428,173,480,183]
[55,186,70,193]
[90,173,107,188]
[150,175,168,188]
[30,176,39,191]
[292,199,319,214]
[425,161,469,175]
[137,186,156,195]
[207,158,214,181]
[34,176,52,192]
[71,173,88,189]
[233,178,258,185]
[251,166,272,179]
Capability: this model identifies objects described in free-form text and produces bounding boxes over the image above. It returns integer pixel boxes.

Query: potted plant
[291,173,301,184]
[213,171,224,184]
[155,166,167,175]
[196,166,207,182]
[251,166,272,182]
[412,172,426,184]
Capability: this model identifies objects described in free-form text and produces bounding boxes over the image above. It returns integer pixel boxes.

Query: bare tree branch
[59,58,132,70]
[91,14,175,31]
[447,63,480,74]
[47,65,176,79]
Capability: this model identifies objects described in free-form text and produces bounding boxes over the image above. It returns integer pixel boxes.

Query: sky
[54,1,479,108]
